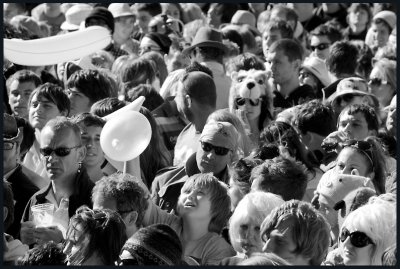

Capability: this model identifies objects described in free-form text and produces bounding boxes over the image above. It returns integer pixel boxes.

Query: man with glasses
[20,117,94,247]
[309,24,342,61]
[3,113,39,239]
[152,121,239,214]
[91,172,149,238]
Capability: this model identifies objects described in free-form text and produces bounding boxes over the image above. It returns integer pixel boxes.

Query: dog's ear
[231,71,238,82]
[259,70,271,81]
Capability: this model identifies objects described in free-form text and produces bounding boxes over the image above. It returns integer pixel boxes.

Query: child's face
[370,22,390,48]
[335,147,371,178]
[79,124,105,167]
[337,111,374,140]
[137,11,152,32]
[237,216,264,255]
[348,8,369,28]
[177,187,212,220]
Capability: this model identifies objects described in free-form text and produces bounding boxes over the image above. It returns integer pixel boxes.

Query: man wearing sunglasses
[152,121,239,213]
[309,24,342,61]
[3,113,39,239]
[20,117,94,247]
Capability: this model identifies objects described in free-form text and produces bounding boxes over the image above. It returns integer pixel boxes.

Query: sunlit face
[137,11,152,33]
[177,187,212,220]
[335,147,371,178]
[66,88,91,117]
[40,127,84,181]
[8,80,37,120]
[114,15,135,40]
[370,22,390,48]
[78,124,104,168]
[63,223,89,265]
[236,216,263,256]
[262,29,282,58]
[338,111,375,140]
[262,215,309,265]
[348,8,369,29]
[196,139,232,175]
[339,223,374,265]
[310,35,331,60]
[266,49,298,85]
[163,3,180,20]
[368,68,394,107]
[207,5,221,28]
[28,93,65,130]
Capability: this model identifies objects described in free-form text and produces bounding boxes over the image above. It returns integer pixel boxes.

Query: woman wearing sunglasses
[337,199,396,265]
[368,58,396,108]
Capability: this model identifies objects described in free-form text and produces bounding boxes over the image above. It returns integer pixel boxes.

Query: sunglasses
[343,139,374,169]
[235,97,261,106]
[4,142,16,150]
[40,145,81,157]
[368,78,387,86]
[200,141,231,156]
[340,227,374,248]
[310,43,330,51]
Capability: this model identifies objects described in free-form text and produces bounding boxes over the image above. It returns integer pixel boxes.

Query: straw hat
[108,3,134,19]
[61,4,93,31]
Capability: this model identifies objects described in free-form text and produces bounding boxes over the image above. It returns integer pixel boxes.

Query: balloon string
[123,161,127,177]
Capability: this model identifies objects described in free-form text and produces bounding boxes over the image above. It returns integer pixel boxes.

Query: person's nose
[206,150,216,160]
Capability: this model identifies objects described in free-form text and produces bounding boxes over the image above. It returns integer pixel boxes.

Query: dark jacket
[151,153,229,213]
[273,84,316,109]
[21,168,94,222]
[6,165,39,239]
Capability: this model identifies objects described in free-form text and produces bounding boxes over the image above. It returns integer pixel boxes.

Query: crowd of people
[3,2,397,266]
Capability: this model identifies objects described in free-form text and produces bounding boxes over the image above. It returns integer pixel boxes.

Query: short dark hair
[119,58,157,92]
[136,3,162,17]
[180,71,216,108]
[228,52,266,73]
[229,157,263,196]
[6,69,42,95]
[296,100,336,137]
[90,97,128,118]
[326,41,358,75]
[269,38,303,62]
[15,116,35,156]
[310,23,343,44]
[44,116,82,146]
[71,112,106,129]
[66,69,115,105]
[28,82,70,115]
[250,156,308,201]
[126,84,164,112]
[184,61,213,78]
[339,104,379,132]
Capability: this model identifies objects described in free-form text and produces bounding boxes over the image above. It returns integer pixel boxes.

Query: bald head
[181,71,216,108]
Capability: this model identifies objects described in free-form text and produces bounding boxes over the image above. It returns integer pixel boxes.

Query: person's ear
[293,59,302,70]
[124,211,138,226]
[77,145,87,163]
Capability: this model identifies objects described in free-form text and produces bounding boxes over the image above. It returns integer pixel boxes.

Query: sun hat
[302,56,331,87]
[61,4,93,31]
[182,26,228,56]
[108,3,135,19]
[328,77,380,107]
[200,121,239,151]
[231,10,256,27]
[4,113,23,144]
[373,10,396,30]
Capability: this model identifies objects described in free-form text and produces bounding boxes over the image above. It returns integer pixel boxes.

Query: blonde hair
[340,201,396,265]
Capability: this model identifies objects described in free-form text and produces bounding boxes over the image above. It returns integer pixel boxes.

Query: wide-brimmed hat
[373,10,396,30]
[108,3,135,19]
[4,113,23,144]
[328,77,380,107]
[182,27,228,56]
[61,4,93,31]
[302,56,331,87]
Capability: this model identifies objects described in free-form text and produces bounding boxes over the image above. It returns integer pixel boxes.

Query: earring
[78,162,82,173]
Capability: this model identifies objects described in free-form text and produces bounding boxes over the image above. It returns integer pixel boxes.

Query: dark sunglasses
[368,78,386,86]
[235,97,260,106]
[339,227,374,248]
[40,145,81,157]
[310,43,330,51]
[200,141,231,156]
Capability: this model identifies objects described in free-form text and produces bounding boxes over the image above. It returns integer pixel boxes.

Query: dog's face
[231,69,270,100]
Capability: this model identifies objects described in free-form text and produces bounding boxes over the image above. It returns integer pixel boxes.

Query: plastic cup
[31,203,55,227]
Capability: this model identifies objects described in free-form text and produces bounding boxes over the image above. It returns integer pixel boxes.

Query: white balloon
[4,26,111,66]
[100,110,152,162]
[102,96,145,121]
